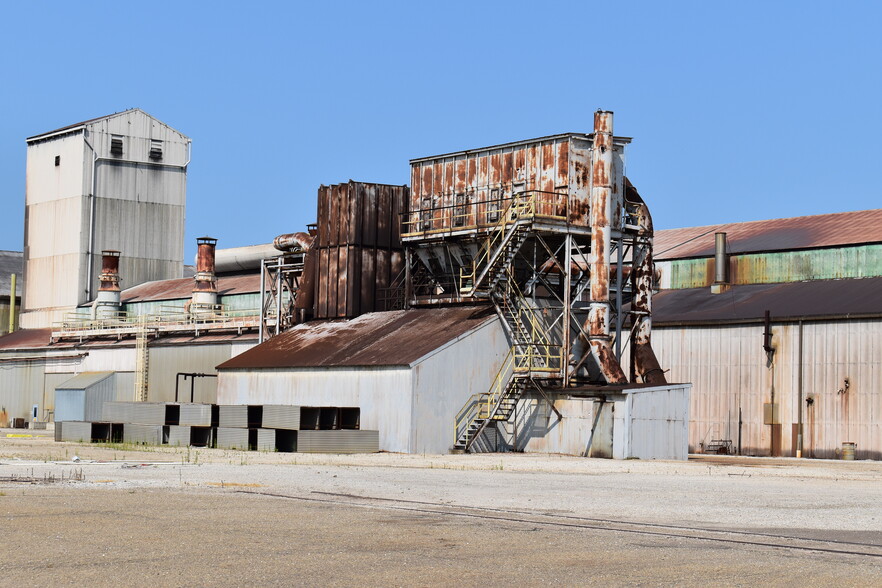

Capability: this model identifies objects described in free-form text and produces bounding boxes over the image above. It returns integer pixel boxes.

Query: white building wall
[654,319,882,459]
[217,368,414,453]
[410,318,509,453]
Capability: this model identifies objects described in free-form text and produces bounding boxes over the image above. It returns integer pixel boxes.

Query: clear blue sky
[1,1,880,261]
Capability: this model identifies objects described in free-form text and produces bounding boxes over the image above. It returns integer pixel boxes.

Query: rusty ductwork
[286,232,317,324]
[192,237,218,312]
[91,250,122,319]
[274,232,314,253]
[583,110,627,384]
[630,200,667,385]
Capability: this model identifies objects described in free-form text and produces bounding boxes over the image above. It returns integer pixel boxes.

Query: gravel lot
[2,431,881,586]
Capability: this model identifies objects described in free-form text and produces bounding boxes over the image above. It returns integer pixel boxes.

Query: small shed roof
[56,372,114,390]
[652,277,882,325]
[218,306,496,370]
[654,209,882,260]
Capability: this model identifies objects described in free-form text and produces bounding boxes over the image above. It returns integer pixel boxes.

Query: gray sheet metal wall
[217,367,413,453]
[654,319,882,459]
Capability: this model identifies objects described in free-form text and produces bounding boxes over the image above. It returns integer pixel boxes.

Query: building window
[110,135,123,156]
[54,156,60,166]
[149,139,163,160]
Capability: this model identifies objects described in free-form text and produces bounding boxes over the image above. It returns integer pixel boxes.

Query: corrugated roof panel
[218,306,496,370]
[654,209,882,260]
[122,272,261,303]
[652,277,882,325]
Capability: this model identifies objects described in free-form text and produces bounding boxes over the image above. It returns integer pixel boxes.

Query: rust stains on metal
[122,273,261,303]
[654,209,882,260]
[217,306,496,370]
[98,250,121,292]
[273,232,314,252]
[312,181,408,320]
[193,237,218,294]
[589,340,628,384]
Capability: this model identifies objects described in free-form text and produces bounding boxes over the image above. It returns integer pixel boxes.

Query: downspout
[796,320,804,458]
[584,110,626,383]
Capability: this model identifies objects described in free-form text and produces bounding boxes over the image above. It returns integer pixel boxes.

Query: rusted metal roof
[218,306,496,370]
[654,209,882,260]
[122,272,261,303]
[0,328,52,350]
[652,277,882,325]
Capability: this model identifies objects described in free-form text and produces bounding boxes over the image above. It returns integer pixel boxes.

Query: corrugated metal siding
[654,208,882,260]
[654,320,882,459]
[410,317,509,453]
[58,421,93,443]
[296,430,379,453]
[261,405,301,430]
[55,372,115,422]
[146,344,232,403]
[218,405,249,428]
[217,368,413,453]
[0,361,47,420]
[658,244,882,289]
[167,425,191,447]
[179,404,213,426]
[313,182,408,319]
[22,109,187,326]
[102,401,134,423]
[216,427,249,450]
[407,134,627,233]
[123,423,165,445]
[255,428,275,451]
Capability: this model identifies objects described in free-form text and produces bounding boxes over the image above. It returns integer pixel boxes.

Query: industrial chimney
[192,237,218,313]
[711,232,730,294]
[91,250,121,319]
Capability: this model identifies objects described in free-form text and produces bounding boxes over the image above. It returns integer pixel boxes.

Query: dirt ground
[1,431,881,586]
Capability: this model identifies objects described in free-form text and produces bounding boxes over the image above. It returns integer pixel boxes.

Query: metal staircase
[453,192,563,452]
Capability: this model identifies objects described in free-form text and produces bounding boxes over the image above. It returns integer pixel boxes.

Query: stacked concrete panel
[297,430,380,454]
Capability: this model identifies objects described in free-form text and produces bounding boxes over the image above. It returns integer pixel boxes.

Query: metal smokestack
[714,232,729,284]
[192,237,218,312]
[583,110,627,383]
[92,250,121,319]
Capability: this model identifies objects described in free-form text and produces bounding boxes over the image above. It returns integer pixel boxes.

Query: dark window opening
[149,139,162,160]
[110,135,123,156]
[54,155,60,166]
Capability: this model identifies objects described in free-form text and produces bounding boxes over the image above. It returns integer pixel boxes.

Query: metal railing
[51,306,262,339]
[402,190,567,237]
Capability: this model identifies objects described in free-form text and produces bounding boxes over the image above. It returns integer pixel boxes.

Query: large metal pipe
[8,273,15,333]
[273,232,314,252]
[630,203,666,385]
[714,232,729,284]
[584,110,627,384]
[292,234,317,323]
[192,237,218,310]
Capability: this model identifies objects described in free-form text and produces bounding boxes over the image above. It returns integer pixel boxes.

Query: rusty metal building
[651,209,882,459]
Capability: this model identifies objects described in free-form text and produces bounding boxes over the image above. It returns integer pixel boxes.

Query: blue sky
[1,1,879,260]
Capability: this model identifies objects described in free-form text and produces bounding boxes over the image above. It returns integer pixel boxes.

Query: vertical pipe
[8,273,16,333]
[584,110,626,383]
[714,232,729,284]
[562,234,571,381]
[259,258,266,343]
[797,320,804,458]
